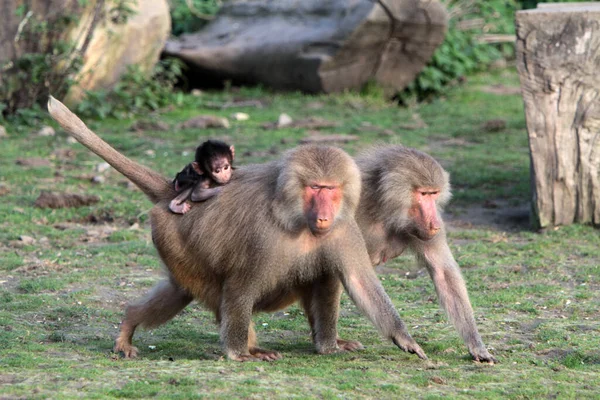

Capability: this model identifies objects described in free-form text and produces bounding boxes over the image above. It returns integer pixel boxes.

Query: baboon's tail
[47,96,173,204]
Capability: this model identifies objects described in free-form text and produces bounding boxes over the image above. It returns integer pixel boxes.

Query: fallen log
[163,0,448,95]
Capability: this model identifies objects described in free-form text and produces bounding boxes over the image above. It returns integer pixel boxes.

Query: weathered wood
[516,3,600,228]
[163,0,448,95]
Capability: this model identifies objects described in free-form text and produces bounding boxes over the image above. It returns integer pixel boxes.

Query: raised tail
[47,96,174,204]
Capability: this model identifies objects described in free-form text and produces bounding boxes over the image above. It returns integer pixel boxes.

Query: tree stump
[516,3,600,228]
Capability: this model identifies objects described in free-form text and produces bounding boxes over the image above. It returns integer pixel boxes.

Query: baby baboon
[169,140,235,214]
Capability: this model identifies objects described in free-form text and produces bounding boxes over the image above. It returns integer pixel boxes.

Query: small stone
[38,126,56,137]
[19,235,36,245]
[91,176,105,184]
[96,162,111,173]
[231,112,250,121]
[0,125,7,138]
[277,113,293,128]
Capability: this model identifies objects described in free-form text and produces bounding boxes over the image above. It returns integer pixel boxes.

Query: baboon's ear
[191,162,204,175]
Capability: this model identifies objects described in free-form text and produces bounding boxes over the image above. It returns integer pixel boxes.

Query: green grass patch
[0,68,598,398]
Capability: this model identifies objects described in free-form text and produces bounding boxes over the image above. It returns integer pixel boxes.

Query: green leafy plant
[169,0,221,36]
[398,0,519,103]
[0,3,97,117]
[75,58,186,119]
[0,0,135,119]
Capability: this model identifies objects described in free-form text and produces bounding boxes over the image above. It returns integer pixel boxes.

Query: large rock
[0,0,170,108]
[164,0,448,94]
[66,0,171,103]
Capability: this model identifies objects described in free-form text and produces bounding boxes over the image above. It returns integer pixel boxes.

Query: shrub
[398,0,519,103]
[0,0,135,119]
[169,0,221,36]
[0,3,97,118]
[75,58,185,119]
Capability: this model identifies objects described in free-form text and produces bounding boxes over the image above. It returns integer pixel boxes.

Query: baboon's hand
[470,346,497,364]
[393,336,427,360]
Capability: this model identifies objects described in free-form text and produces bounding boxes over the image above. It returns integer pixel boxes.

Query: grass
[1,67,599,399]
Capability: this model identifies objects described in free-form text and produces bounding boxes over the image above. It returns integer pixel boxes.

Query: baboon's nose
[428,226,441,237]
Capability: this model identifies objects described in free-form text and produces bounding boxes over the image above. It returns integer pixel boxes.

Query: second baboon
[355,145,496,363]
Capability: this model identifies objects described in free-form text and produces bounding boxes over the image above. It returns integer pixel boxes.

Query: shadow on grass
[538,348,600,368]
[69,328,322,361]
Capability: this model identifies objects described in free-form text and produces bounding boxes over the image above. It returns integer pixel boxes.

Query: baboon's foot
[114,337,139,359]
[336,338,364,352]
[469,345,497,364]
[392,336,427,360]
[227,347,282,362]
[249,347,283,361]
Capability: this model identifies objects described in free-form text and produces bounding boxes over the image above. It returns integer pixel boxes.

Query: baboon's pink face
[408,187,441,241]
[303,182,343,237]
[210,157,232,184]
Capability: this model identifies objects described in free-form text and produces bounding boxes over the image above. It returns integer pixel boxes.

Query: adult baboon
[355,145,496,363]
[47,97,426,361]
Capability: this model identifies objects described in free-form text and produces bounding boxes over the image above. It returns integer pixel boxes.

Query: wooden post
[516,3,600,229]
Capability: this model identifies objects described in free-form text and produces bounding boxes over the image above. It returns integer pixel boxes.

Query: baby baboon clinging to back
[169,140,235,214]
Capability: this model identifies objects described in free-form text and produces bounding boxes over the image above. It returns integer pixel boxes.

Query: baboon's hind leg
[114,279,193,358]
